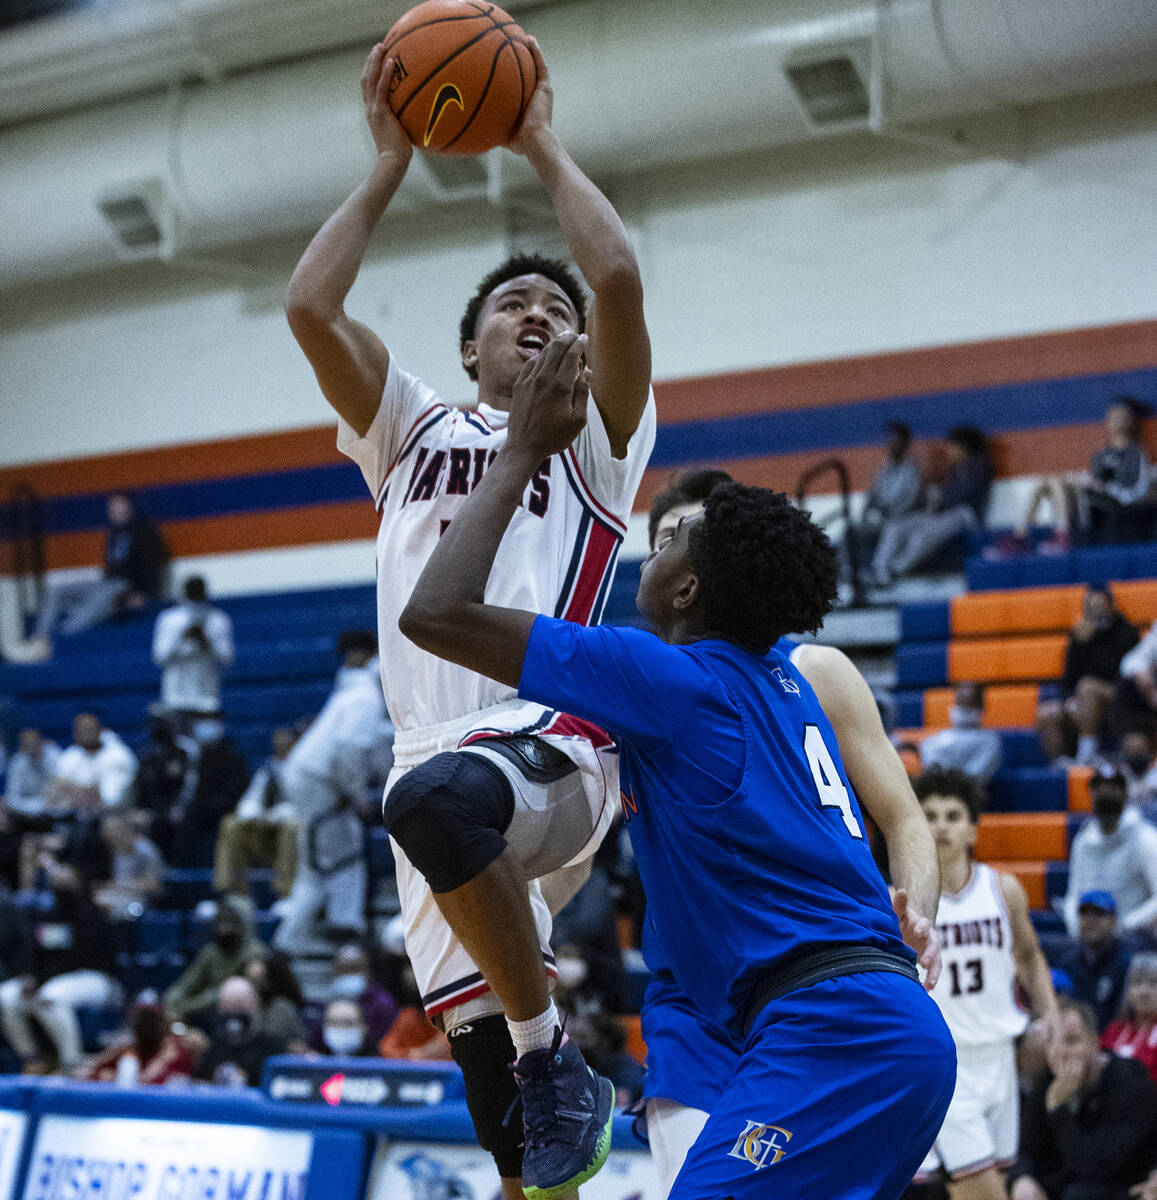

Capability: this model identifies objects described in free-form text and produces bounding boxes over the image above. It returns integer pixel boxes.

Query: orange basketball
[381,0,538,156]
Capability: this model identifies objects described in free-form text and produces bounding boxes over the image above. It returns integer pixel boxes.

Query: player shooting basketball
[285,34,654,1200]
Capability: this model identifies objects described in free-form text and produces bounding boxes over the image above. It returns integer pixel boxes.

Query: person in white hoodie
[50,712,137,812]
[273,632,393,950]
[1064,764,1157,940]
[152,576,234,729]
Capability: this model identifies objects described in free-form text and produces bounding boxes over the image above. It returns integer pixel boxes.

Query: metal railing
[795,457,866,608]
[6,483,46,637]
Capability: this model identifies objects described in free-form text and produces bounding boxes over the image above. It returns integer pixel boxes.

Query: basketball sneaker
[512,1026,614,1200]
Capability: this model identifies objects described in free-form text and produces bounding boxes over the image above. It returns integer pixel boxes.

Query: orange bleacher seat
[974,812,1067,862]
[985,860,1047,909]
[951,587,1083,638]
[923,683,1040,729]
[1067,765,1093,813]
[1111,580,1157,626]
[948,635,1067,684]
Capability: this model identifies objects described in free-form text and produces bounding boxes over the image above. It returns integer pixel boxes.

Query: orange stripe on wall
[38,502,379,571]
[0,426,344,501]
[654,319,1157,424]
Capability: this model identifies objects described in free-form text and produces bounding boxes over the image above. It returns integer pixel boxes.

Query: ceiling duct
[2,0,1157,290]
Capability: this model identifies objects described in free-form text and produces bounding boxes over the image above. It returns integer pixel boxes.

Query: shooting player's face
[462,274,579,393]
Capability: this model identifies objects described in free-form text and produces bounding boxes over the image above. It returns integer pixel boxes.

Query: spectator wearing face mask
[1052,892,1136,1032]
[1037,588,1138,766]
[318,999,375,1057]
[919,681,1002,784]
[164,898,267,1025]
[318,943,399,1049]
[152,576,234,733]
[1063,767,1157,940]
[243,953,306,1051]
[194,976,287,1088]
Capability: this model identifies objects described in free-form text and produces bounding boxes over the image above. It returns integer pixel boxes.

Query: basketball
[381,0,538,156]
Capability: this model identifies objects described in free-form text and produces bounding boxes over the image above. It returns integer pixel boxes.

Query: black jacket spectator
[104,510,169,599]
[1052,936,1134,1033]
[1062,613,1139,699]
[1013,1054,1157,1200]
[15,881,116,985]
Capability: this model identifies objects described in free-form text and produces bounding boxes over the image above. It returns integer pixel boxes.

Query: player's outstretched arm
[792,643,943,988]
[1001,871,1060,1031]
[285,44,412,436]
[509,40,651,458]
[400,331,590,681]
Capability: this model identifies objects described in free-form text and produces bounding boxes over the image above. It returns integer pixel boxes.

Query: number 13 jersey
[929,863,1028,1047]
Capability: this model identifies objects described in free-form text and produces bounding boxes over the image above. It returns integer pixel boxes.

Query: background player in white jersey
[284,37,654,1200]
[641,470,945,1195]
[915,768,1059,1200]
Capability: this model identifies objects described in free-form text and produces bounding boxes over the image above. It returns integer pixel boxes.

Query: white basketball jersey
[338,358,656,734]
[929,862,1029,1047]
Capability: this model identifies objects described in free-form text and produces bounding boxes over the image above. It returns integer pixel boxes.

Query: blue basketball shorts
[666,971,956,1200]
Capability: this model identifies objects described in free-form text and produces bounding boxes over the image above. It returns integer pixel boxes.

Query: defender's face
[463,273,580,391]
[920,794,975,860]
[637,510,701,628]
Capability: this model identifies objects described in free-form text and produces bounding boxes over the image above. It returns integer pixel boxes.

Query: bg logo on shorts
[727,1121,793,1169]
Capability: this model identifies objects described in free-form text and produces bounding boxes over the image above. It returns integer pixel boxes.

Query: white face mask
[322,1026,364,1056]
[555,956,588,990]
[949,706,982,730]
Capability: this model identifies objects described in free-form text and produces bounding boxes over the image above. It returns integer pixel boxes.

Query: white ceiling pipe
[2,0,1157,290]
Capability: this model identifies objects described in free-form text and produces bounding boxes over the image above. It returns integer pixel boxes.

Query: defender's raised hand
[507,331,590,459]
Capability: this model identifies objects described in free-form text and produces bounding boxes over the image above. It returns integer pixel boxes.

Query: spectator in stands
[273,631,391,951]
[846,421,923,578]
[1121,730,1157,808]
[1037,587,1139,766]
[193,975,287,1087]
[1063,766,1157,941]
[1081,398,1154,546]
[243,952,306,1050]
[132,715,196,859]
[83,992,195,1085]
[3,728,62,824]
[1052,891,1135,1032]
[870,425,993,585]
[152,577,234,732]
[164,897,267,1026]
[1117,627,1157,740]
[317,999,375,1057]
[322,942,399,1048]
[49,712,137,813]
[375,919,450,1061]
[1102,952,1157,1083]
[91,812,164,921]
[213,726,300,909]
[170,716,250,868]
[0,843,119,1072]
[919,681,1003,784]
[1010,998,1157,1200]
[16,493,169,663]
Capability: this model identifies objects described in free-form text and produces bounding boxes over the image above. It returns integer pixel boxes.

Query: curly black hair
[458,253,587,381]
[648,468,736,548]
[913,767,984,823]
[685,483,838,653]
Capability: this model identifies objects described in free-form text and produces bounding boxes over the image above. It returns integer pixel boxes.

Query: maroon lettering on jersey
[446,447,472,495]
[527,459,551,518]
[403,447,430,504]
[408,450,446,503]
[471,447,488,490]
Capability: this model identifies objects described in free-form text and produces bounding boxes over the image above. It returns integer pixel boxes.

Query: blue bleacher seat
[1045,860,1070,903]
[135,910,185,955]
[987,767,1067,813]
[894,690,924,729]
[895,643,948,688]
[899,602,951,643]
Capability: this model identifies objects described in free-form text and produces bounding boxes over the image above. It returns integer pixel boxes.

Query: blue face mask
[949,706,982,730]
[330,973,366,1000]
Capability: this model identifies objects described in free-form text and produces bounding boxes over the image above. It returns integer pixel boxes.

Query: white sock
[1077,735,1098,764]
[507,1001,561,1060]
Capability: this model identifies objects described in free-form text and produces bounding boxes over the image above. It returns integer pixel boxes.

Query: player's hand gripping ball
[381,0,538,155]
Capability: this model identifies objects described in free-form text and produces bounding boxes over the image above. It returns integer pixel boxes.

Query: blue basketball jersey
[519,618,911,1036]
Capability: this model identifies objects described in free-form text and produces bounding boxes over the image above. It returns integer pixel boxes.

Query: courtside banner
[367,1139,661,1200]
[22,1115,312,1200]
[0,1112,27,1200]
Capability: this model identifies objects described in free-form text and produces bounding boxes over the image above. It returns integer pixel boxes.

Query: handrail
[794,457,866,608]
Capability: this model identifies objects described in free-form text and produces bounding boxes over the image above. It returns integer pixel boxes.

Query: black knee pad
[447,1014,524,1179]
[382,751,515,893]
